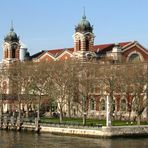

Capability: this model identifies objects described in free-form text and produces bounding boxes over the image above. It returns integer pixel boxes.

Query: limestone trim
[72,32,94,40]
[56,50,73,60]
[123,42,148,55]
[126,51,144,62]
[121,41,135,50]
[33,51,55,61]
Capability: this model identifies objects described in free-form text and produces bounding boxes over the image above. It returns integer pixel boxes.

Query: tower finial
[10,20,14,32]
[82,6,86,20]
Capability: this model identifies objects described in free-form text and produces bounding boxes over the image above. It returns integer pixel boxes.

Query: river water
[0,130,148,148]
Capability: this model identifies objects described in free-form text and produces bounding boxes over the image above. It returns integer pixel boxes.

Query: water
[0,130,148,148]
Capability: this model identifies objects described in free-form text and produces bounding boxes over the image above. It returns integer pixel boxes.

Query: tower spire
[82,7,86,20]
[10,20,14,32]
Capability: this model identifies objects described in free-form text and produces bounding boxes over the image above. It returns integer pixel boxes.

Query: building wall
[123,45,148,61]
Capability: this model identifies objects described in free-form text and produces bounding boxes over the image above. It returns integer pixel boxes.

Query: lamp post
[106,95,111,127]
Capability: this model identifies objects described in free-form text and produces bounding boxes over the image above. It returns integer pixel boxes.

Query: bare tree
[144,62,148,121]
[0,66,6,118]
[20,61,36,118]
[76,62,97,125]
[101,64,119,124]
[29,62,49,121]
[130,62,148,125]
[46,60,78,123]
[115,63,134,120]
[7,62,29,129]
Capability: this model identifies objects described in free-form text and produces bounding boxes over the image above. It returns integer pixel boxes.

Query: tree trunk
[128,111,131,121]
[18,99,21,120]
[67,100,71,118]
[17,98,22,130]
[83,113,86,125]
[147,107,148,122]
[26,104,29,118]
[0,96,3,117]
[0,96,3,127]
[37,95,41,121]
[137,115,141,125]
[59,106,63,123]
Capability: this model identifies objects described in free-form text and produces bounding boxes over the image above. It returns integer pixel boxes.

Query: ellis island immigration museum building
[1,13,148,122]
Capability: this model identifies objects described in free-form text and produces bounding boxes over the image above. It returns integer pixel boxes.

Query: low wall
[101,126,148,137]
[39,125,148,138]
[2,123,148,138]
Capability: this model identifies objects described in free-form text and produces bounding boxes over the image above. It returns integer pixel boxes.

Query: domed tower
[2,23,20,62]
[73,11,95,60]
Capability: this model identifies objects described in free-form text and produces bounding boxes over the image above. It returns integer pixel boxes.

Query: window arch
[129,53,141,62]
[100,99,105,111]
[120,99,126,111]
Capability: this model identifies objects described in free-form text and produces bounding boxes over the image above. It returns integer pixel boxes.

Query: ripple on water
[0,130,148,148]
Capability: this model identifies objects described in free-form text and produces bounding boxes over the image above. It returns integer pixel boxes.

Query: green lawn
[40,117,148,126]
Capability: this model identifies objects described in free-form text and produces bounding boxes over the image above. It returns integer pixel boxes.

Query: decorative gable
[56,50,73,60]
[34,52,55,62]
[122,42,148,61]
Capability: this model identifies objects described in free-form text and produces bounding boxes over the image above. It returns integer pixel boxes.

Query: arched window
[129,53,141,62]
[78,40,81,51]
[100,99,105,111]
[90,98,95,110]
[11,44,17,58]
[120,99,126,111]
[86,39,89,51]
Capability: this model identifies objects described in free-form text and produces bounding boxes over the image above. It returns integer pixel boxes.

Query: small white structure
[19,42,28,61]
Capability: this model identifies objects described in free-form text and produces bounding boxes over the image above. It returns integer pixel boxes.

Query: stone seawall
[2,123,148,138]
[39,125,148,138]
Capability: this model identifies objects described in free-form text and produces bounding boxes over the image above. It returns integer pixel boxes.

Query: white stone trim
[38,52,55,60]
[56,50,73,60]
[73,32,95,41]
[127,51,144,62]
[33,51,56,62]
[121,41,134,49]
[123,42,148,55]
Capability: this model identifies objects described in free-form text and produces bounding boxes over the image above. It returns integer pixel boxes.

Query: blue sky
[0,0,148,59]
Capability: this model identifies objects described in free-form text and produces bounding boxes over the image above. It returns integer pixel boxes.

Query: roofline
[122,41,148,55]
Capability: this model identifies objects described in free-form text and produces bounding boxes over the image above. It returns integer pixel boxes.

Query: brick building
[3,14,148,64]
[1,14,148,119]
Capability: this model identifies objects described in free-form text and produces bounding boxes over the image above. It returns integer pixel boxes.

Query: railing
[0,115,103,131]
[39,121,102,129]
